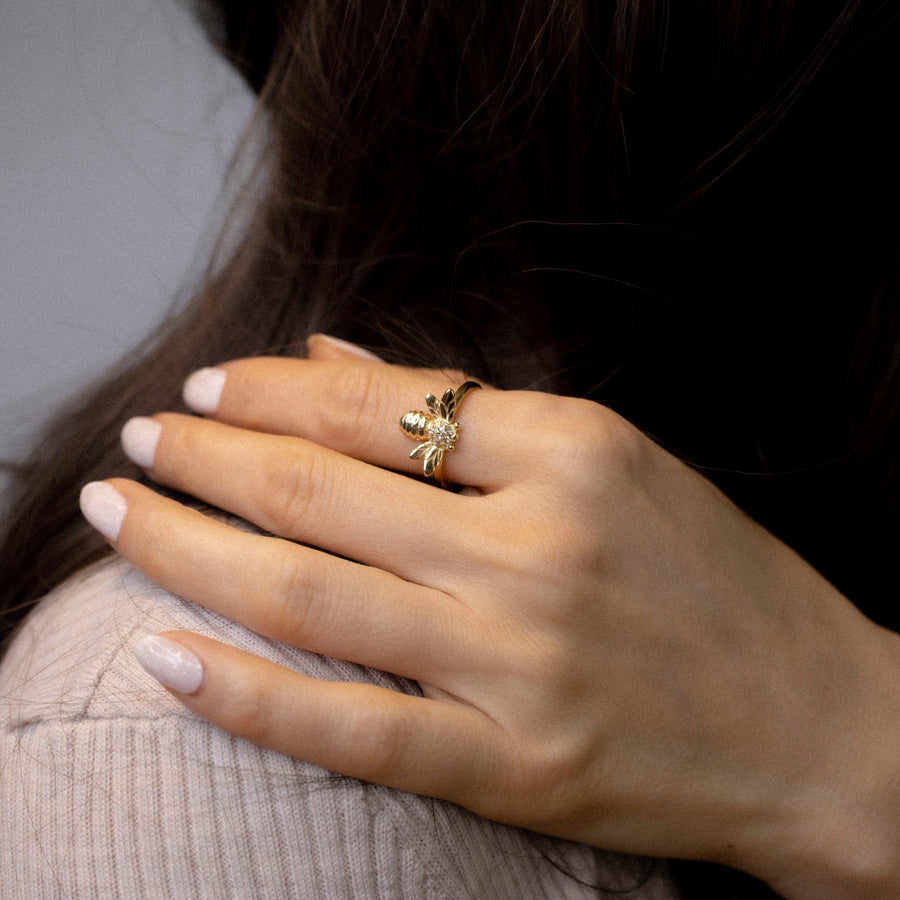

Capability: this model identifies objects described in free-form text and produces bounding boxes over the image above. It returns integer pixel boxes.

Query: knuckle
[260,547,318,640]
[226,682,275,746]
[527,745,595,820]
[264,446,335,533]
[472,705,599,826]
[479,487,606,583]
[343,704,412,784]
[319,365,384,450]
[463,740,534,823]
[367,728,410,785]
[533,396,647,497]
[266,549,344,647]
[581,408,646,483]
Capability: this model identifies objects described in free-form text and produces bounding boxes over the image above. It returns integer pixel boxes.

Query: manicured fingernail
[134,635,204,694]
[183,366,226,415]
[308,333,384,362]
[121,416,161,469]
[79,481,127,542]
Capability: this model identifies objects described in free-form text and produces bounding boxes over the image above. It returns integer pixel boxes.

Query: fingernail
[121,416,161,469]
[134,635,204,694]
[183,366,226,415]
[79,481,127,542]
[308,333,384,362]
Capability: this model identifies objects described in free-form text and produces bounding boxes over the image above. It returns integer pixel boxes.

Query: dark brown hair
[2,3,898,890]
[7,0,899,625]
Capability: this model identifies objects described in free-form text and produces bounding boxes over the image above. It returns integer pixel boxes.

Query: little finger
[135,630,506,817]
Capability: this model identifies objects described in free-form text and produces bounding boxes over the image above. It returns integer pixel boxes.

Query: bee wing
[409,443,433,460]
[422,446,444,477]
[426,393,449,419]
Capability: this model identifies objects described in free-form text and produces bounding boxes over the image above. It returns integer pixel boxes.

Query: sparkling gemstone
[427,417,458,449]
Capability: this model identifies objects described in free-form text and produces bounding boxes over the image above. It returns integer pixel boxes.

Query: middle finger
[128,412,486,584]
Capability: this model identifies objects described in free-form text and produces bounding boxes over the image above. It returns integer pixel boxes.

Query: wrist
[759,623,900,899]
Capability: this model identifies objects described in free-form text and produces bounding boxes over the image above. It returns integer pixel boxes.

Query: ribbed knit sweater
[0,556,677,898]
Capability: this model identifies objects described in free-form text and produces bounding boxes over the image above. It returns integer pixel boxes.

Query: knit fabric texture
[1,555,678,898]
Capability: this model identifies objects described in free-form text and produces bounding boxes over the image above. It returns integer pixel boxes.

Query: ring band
[400,381,481,484]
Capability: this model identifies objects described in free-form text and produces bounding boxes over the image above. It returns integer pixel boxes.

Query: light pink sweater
[0,556,678,898]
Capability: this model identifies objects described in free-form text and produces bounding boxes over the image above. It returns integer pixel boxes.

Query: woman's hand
[79,339,900,898]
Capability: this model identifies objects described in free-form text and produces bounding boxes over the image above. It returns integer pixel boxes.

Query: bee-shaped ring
[400,381,481,484]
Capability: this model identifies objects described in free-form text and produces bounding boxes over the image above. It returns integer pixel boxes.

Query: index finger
[183,358,510,487]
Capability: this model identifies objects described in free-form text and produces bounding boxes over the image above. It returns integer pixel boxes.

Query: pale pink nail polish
[79,481,127,542]
[134,635,204,694]
[121,417,161,469]
[183,366,226,415]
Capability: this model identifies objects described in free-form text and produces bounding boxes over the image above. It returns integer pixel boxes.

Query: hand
[80,338,900,897]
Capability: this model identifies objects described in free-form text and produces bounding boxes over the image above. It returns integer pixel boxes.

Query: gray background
[0,0,253,474]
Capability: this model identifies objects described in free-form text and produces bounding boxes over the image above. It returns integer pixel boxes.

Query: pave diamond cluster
[426,417,458,450]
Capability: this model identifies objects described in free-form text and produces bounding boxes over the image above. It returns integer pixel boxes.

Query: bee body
[400,410,432,441]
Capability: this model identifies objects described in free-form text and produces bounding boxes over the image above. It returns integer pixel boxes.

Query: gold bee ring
[400,381,481,485]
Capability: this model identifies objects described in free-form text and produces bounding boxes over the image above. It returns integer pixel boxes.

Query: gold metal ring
[400,381,481,485]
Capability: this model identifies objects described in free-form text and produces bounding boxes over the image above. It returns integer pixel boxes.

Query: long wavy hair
[2,2,898,892]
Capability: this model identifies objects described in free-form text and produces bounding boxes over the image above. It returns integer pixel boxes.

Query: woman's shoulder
[0,557,677,899]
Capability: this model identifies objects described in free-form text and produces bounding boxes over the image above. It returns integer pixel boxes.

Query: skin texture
[87,339,900,898]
